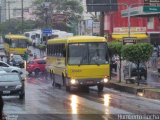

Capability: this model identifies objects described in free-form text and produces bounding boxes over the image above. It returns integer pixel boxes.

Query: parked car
[0,61,23,74]
[10,55,24,68]
[0,73,25,99]
[123,62,147,80]
[26,59,46,75]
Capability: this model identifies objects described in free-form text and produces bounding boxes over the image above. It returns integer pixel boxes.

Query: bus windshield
[11,39,27,48]
[68,42,109,65]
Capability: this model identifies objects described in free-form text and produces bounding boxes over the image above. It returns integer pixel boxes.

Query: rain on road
[2,73,160,120]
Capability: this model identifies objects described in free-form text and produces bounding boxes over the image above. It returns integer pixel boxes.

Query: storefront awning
[112,34,148,40]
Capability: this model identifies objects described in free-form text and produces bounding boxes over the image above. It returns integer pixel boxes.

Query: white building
[0,0,7,22]
[78,0,94,35]
[5,0,34,20]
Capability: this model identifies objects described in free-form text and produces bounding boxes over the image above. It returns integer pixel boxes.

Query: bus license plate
[3,91,10,94]
[87,81,93,84]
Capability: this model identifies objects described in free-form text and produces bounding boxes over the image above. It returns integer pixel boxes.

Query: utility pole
[0,6,1,23]
[100,12,104,36]
[21,0,24,34]
[6,1,11,25]
[6,1,15,27]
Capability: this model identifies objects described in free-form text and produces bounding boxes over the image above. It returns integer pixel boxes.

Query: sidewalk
[108,72,160,100]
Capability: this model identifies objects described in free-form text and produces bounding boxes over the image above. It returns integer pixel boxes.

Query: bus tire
[34,69,40,76]
[62,74,65,86]
[52,73,55,87]
[97,85,104,92]
[85,86,89,93]
[66,86,71,92]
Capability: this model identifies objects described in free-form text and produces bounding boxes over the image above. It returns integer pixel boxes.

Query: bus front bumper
[67,78,109,86]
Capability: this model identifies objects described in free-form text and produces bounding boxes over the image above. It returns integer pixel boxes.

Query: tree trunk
[119,56,122,83]
[100,12,104,36]
[137,61,140,86]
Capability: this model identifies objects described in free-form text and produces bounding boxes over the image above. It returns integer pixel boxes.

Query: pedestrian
[34,53,37,59]
[151,48,158,68]
[24,51,28,62]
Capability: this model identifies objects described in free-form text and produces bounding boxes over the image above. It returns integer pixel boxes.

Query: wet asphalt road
[2,73,160,120]
[2,46,160,120]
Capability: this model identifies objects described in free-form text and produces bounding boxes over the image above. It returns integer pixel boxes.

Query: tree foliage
[108,42,123,57]
[0,19,37,34]
[33,0,83,32]
[122,43,153,64]
[122,43,153,85]
[108,42,123,82]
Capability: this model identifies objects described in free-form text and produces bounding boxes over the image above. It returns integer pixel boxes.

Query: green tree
[33,0,83,32]
[0,19,37,34]
[108,42,123,82]
[122,43,153,85]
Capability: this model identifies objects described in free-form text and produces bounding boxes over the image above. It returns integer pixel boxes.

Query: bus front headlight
[70,79,77,85]
[103,78,108,83]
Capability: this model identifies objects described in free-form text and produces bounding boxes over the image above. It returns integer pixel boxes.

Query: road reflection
[103,94,111,114]
[70,95,78,114]
[70,95,78,120]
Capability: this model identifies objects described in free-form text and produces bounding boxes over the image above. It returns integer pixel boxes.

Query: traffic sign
[42,28,52,36]
[123,37,137,45]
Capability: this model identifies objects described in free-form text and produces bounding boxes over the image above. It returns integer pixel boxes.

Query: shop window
[147,17,154,29]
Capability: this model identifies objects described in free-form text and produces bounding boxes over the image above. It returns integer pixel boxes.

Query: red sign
[52,14,67,23]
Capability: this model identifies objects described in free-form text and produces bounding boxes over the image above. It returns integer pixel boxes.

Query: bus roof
[5,34,29,40]
[47,36,106,44]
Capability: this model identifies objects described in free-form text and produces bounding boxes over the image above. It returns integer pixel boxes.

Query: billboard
[92,22,100,35]
[52,14,67,23]
[86,0,118,12]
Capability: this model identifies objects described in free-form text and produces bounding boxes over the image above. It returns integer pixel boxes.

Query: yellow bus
[3,34,31,56]
[46,36,110,92]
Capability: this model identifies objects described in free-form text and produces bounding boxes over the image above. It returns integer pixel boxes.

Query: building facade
[78,0,93,35]
[0,0,34,21]
[104,0,160,44]
[0,0,6,22]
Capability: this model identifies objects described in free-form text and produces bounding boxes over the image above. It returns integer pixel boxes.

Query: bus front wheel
[97,85,104,92]
[51,73,55,87]
[66,86,71,92]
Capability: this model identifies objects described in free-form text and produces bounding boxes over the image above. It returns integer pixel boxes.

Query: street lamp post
[42,1,50,27]
[21,0,24,34]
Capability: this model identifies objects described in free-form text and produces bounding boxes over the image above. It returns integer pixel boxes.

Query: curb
[106,80,156,95]
[106,82,142,94]
[143,89,160,99]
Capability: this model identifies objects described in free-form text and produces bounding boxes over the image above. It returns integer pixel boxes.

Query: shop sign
[143,6,160,12]
[113,27,146,34]
[92,22,100,34]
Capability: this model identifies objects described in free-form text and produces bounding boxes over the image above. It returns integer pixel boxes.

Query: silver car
[0,73,25,99]
[0,67,6,74]
[0,61,23,74]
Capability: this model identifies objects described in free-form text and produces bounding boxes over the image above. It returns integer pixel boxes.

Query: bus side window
[9,39,12,46]
[62,44,66,57]
[63,48,66,57]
